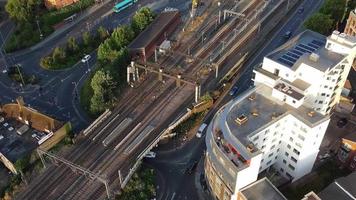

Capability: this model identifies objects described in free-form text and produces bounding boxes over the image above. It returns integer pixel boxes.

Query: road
[0,0,192,132]
[14,1,273,199]
[145,0,324,199]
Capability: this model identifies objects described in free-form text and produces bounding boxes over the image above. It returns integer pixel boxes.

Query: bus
[113,0,137,13]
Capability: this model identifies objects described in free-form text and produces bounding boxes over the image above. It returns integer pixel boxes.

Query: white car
[2,70,7,74]
[144,151,156,158]
[3,122,9,127]
[8,127,14,131]
[81,55,91,63]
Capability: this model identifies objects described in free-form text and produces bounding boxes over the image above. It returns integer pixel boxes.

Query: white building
[204,30,356,200]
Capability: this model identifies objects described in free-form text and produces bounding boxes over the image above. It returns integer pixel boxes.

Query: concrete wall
[39,122,72,151]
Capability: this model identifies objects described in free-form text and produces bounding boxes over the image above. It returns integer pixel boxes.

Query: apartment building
[345,9,356,37]
[204,30,356,200]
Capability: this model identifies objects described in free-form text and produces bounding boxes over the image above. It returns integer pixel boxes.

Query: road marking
[92,114,120,141]
[170,192,176,200]
[114,122,141,151]
[102,117,133,147]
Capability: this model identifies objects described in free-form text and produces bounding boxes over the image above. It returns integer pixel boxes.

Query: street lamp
[36,17,43,39]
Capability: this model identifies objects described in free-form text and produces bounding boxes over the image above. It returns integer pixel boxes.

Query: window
[270,145,275,150]
[287,144,291,149]
[326,94,330,97]
[295,142,302,148]
[298,134,305,141]
[277,148,280,152]
[318,101,323,104]
[266,160,272,165]
[289,137,294,142]
[291,156,297,163]
[292,100,296,104]
[285,73,289,77]
[268,153,274,157]
[275,156,278,160]
[261,145,266,149]
[253,136,259,141]
[261,159,264,163]
[324,85,328,88]
[280,168,284,172]
[265,129,270,135]
[327,77,331,80]
[283,159,287,164]
[321,93,326,96]
[288,164,295,170]
[293,148,300,155]
[285,152,289,157]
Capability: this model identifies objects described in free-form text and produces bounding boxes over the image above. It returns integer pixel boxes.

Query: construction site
[14,0,302,199]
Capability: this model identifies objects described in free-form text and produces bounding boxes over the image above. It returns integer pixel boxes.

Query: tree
[111,25,134,49]
[52,47,66,64]
[5,0,41,22]
[97,39,114,62]
[67,36,79,53]
[89,70,116,114]
[304,13,334,35]
[97,26,109,41]
[131,7,155,35]
[319,0,347,22]
[82,32,92,47]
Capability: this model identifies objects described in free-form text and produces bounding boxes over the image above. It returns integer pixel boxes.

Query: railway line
[15,0,277,199]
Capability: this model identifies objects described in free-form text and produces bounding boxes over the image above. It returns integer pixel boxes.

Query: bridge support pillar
[176,74,181,87]
[195,83,201,103]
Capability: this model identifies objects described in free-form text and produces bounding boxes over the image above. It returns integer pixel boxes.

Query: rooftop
[128,10,180,50]
[267,30,344,72]
[240,177,287,200]
[218,85,328,159]
[318,172,356,200]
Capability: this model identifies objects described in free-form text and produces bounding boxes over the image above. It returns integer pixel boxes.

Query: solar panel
[278,57,294,67]
[286,52,300,59]
[282,54,297,63]
[299,43,316,52]
[311,40,324,46]
[295,46,311,53]
[291,49,303,56]
[308,43,319,49]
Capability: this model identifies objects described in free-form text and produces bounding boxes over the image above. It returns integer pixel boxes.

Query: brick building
[44,0,79,9]
[345,9,356,37]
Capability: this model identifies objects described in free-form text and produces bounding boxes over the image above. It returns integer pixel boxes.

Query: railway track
[15,0,275,199]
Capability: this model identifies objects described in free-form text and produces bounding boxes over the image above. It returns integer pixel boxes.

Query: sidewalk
[194,156,213,200]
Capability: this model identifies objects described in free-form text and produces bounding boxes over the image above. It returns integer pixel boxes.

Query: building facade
[44,0,79,9]
[345,9,356,37]
[204,30,356,200]
[338,134,356,171]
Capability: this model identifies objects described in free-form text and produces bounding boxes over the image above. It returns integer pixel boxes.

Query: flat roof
[218,85,328,159]
[241,178,287,200]
[267,30,344,72]
[318,172,356,200]
[128,10,180,50]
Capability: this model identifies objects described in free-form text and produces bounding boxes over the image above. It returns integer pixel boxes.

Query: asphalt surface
[0,0,192,132]
[144,0,325,199]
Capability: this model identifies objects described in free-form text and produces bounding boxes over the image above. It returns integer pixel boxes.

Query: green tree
[97,26,109,41]
[97,39,114,62]
[52,47,66,64]
[89,70,116,114]
[319,0,347,22]
[67,36,79,53]
[304,13,334,35]
[111,25,135,49]
[82,32,92,47]
[131,7,155,35]
[5,0,41,22]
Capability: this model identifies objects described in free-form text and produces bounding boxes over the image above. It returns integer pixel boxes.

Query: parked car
[196,123,208,138]
[337,118,348,128]
[229,85,239,96]
[81,55,91,63]
[3,122,8,127]
[8,127,14,131]
[144,151,156,158]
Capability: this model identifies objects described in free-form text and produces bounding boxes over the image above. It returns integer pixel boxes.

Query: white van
[196,123,208,138]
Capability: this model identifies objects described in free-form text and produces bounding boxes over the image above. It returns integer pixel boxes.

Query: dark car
[298,7,304,14]
[229,86,239,96]
[284,31,292,39]
[337,118,348,128]
[185,161,198,174]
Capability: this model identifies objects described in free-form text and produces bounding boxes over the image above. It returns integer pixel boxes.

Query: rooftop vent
[248,95,256,101]
[309,53,320,62]
[251,109,259,117]
[308,111,315,117]
[247,143,255,153]
[235,114,248,125]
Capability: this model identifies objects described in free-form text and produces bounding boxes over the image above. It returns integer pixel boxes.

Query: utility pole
[16,64,25,87]
[36,17,43,39]
[218,2,221,24]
